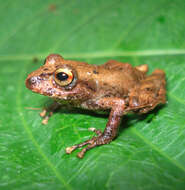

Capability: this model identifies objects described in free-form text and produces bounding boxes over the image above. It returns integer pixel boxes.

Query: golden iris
[54,68,74,86]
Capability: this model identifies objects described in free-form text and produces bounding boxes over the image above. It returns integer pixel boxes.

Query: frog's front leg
[66,98,125,158]
[40,101,60,125]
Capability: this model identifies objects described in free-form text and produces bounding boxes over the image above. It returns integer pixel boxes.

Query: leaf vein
[1,49,185,61]
[131,128,185,172]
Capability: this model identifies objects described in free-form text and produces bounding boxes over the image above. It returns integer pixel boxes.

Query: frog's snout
[26,76,40,90]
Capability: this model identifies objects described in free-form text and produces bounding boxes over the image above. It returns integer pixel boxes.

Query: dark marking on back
[93,70,99,74]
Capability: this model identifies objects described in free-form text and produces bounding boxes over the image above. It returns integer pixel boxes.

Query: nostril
[26,76,37,89]
[29,77,37,84]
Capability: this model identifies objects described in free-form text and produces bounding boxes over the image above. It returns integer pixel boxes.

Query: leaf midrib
[0,49,185,61]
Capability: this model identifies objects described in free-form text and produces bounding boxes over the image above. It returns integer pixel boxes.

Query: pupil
[56,72,68,81]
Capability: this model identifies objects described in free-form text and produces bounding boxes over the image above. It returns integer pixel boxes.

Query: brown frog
[25,54,166,158]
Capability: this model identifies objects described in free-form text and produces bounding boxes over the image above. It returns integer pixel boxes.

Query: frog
[25,54,166,158]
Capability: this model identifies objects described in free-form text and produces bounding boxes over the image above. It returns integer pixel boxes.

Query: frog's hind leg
[149,69,166,108]
[135,64,148,74]
[148,69,166,103]
[136,69,166,113]
[103,60,131,70]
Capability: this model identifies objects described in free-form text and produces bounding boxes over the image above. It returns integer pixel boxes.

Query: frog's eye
[54,68,74,87]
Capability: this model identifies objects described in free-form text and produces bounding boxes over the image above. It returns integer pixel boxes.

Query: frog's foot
[39,109,53,125]
[88,127,103,136]
[66,128,112,158]
[39,101,60,125]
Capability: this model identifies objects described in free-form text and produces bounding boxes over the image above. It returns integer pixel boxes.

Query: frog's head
[25,54,93,102]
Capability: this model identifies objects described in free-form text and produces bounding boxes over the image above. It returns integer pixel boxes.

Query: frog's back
[93,61,146,98]
[64,59,147,98]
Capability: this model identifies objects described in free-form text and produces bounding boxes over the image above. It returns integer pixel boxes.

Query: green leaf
[0,0,185,190]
